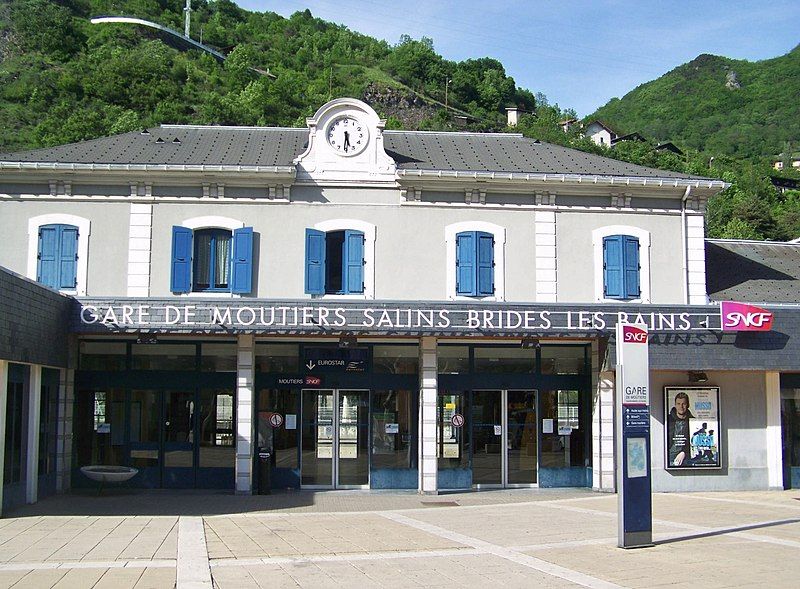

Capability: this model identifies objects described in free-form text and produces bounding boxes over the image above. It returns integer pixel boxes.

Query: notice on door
[285,414,297,430]
[542,419,554,434]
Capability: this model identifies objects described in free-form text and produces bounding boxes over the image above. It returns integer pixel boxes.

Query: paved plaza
[0,488,799,588]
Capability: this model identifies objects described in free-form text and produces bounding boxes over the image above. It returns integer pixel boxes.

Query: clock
[326,115,368,156]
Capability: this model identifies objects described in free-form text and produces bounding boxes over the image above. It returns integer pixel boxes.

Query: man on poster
[667,392,694,466]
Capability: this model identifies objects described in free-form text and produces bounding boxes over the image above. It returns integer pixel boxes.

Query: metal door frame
[301,388,370,490]
[472,389,538,489]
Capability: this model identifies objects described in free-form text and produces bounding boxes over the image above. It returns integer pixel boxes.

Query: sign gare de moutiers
[74,300,773,336]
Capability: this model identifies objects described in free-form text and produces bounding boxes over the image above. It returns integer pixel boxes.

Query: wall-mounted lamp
[521,337,540,349]
[688,371,708,383]
[339,335,358,349]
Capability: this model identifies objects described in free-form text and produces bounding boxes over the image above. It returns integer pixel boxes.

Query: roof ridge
[384,130,525,138]
[160,125,304,131]
[707,238,800,246]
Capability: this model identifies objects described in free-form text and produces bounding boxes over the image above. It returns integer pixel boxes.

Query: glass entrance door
[130,389,196,488]
[301,389,369,488]
[471,390,538,488]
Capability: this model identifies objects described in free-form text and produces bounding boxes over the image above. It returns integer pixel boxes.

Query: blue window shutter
[231,227,254,294]
[476,231,495,296]
[343,230,365,294]
[171,226,193,293]
[603,235,624,298]
[305,228,326,295]
[456,232,476,296]
[58,226,78,289]
[37,225,58,288]
[623,236,640,298]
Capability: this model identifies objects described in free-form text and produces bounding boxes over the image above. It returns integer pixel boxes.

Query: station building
[0,98,798,514]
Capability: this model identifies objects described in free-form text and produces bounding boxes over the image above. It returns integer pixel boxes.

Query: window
[305,229,365,295]
[445,222,505,301]
[37,224,78,290]
[456,231,494,297]
[28,214,90,295]
[592,225,650,303]
[170,223,253,294]
[602,235,640,299]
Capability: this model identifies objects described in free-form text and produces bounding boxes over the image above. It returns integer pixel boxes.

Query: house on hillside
[772,152,800,171]
[584,120,617,146]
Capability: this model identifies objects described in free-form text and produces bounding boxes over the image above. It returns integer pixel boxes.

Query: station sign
[616,323,653,549]
[75,300,756,335]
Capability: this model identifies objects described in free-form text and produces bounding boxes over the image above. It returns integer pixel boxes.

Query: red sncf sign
[721,301,774,332]
[622,325,648,343]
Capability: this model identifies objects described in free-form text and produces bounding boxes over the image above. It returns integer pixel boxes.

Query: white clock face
[326,116,368,156]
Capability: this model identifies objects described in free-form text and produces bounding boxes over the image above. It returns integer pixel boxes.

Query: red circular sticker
[269,413,284,428]
[451,413,464,428]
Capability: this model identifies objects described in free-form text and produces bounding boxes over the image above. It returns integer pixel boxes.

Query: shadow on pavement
[655,517,800,545]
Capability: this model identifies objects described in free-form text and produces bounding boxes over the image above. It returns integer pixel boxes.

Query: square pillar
[56,368,74,493]
[235,335,255,494]
[0,360,8,514]
[766,371,783,490]
[26,366,42,504]
[419,337,438,494]
[593,370,616,492]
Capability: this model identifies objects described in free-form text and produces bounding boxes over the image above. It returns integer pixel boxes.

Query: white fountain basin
[80,465,139,484]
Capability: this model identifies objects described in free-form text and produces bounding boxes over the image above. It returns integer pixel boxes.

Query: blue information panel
[616,323,653,549]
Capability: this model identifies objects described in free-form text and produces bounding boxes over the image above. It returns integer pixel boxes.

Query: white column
[0,361,8,514]
[26,365,42,504]
[419,337,438,494]
[593,370,616,492]
[766,371,783,490]
[686,214,707,305]
[56,368,74,493]
[235,335,255,494]
[535,210,557,302]
[127,203,153,296]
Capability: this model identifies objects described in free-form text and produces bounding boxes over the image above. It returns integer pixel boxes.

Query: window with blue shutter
[170,226,193,293]
[456,231,494,297]
[171,226,254,294]
[305,229,326,295]
[603,234,640,299]
[37,224,78,291]
[231,227,254,294]
[305,228,366,295]
[343,230,365,294]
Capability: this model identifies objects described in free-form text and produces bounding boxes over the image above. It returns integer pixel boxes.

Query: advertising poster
[664,387,721,470]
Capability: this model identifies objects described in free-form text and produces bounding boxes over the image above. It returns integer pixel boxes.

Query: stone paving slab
[1,489,800,588]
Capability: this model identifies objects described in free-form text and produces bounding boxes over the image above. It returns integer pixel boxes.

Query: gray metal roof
[706,239,800,303]
[0,125,711,180]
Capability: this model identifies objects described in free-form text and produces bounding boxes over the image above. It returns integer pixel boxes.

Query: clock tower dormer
[294,98,397,184]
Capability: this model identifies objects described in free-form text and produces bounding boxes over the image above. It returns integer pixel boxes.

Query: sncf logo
[622,325,648,343]
[721,301,774,332]
[305,376,321,386]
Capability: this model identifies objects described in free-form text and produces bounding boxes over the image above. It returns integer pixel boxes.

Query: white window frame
[27,214,91,296]
[311,219,376,300]
[180,216,245,298]
[445,221,506,301]
[591,225,651,303]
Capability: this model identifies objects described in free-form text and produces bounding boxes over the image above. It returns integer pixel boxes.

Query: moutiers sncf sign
[73,300,774,336]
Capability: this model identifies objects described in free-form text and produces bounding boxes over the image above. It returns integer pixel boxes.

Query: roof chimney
[506,107,519,127]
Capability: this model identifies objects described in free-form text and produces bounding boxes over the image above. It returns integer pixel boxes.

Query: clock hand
[343,130,350,152]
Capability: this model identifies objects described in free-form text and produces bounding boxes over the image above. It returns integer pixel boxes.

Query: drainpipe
[681,185,692,304]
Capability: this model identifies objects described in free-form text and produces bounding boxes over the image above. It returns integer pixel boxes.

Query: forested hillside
[590,47,800,159]
[0,0,535,151]
[0,1,798,241]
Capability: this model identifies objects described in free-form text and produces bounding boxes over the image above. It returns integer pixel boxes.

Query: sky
[235,1,800,117]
